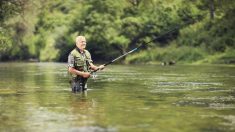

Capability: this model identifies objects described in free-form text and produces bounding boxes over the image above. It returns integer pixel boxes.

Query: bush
[126,45,207,64]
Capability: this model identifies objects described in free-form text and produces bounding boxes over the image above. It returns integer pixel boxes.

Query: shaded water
[0,63,235,132]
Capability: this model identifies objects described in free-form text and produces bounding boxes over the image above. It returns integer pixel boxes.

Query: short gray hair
[75,36,85,43]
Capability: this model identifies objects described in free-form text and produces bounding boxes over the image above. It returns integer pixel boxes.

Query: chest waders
[71,77,87,92]
[70,48,91,92]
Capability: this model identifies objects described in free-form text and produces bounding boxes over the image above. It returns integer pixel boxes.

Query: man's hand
[82,72,91,78]
[98,65,105,70]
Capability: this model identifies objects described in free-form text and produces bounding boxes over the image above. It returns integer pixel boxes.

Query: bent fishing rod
[91,20,195,74]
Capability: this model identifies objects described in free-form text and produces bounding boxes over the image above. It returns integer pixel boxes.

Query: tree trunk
[209,0,215,20]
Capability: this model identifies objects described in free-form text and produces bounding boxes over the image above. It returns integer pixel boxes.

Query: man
[68,36,104,92]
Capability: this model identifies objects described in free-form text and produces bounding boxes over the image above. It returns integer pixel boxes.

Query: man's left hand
[98,65,105,70]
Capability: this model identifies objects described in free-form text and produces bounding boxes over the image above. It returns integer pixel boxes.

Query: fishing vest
[70,48,92,78]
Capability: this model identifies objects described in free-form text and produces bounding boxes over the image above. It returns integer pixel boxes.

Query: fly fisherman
[68,36,105,92]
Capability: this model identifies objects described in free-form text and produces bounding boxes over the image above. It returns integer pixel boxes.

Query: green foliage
[194,49,235,64]
[177,7,235,53]
[0,0,234,64]
[126,45,207,64]
[0,0,26,23]
[0,29,12,60]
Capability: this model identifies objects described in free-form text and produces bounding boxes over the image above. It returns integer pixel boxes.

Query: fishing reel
[90,67,102,79]
[91,72,97,79]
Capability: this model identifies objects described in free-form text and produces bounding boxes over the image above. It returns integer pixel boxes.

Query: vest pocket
[75,57,84,71]
[75,57,83,66]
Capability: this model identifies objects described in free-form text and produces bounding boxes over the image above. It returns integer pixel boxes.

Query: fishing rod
[91,20,195,73]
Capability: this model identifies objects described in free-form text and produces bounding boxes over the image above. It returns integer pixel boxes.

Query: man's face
[76,37,86,50]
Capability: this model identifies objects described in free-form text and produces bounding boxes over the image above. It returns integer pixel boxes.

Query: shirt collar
[76,47,84,54]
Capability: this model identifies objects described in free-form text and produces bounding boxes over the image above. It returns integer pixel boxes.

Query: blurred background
[1,1,235,131]
[0,0,235,64]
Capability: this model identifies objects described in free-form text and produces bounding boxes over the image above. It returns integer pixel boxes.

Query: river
[0,63,235,132]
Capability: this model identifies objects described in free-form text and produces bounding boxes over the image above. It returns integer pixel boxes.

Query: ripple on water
[68,126,117,132]
[174,96,235,109]
[156,81,222,87]
[201,115,235,131]
[25,107,110,131]
[149,81,224,93]
[209,103,235,110]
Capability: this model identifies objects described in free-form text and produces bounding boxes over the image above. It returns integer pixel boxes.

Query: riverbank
[125,45,235,65]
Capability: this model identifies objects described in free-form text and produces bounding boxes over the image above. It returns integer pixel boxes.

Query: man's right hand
[82,72,91,78]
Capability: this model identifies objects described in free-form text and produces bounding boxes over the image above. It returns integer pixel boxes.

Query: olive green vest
[70,49,92,78]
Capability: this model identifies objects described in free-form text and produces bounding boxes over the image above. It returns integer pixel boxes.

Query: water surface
[0,63,235,131]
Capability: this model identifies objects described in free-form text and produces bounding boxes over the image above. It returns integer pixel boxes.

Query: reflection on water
[0,63,235,131]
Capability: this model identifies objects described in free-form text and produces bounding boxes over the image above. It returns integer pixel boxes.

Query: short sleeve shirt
[68,54,75,68]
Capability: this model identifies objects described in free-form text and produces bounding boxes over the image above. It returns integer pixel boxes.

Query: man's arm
[89,63,105,71]
[68,67,90,78]
[85,50,105,71]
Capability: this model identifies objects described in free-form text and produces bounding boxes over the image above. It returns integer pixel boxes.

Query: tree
[0,0,29,60]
